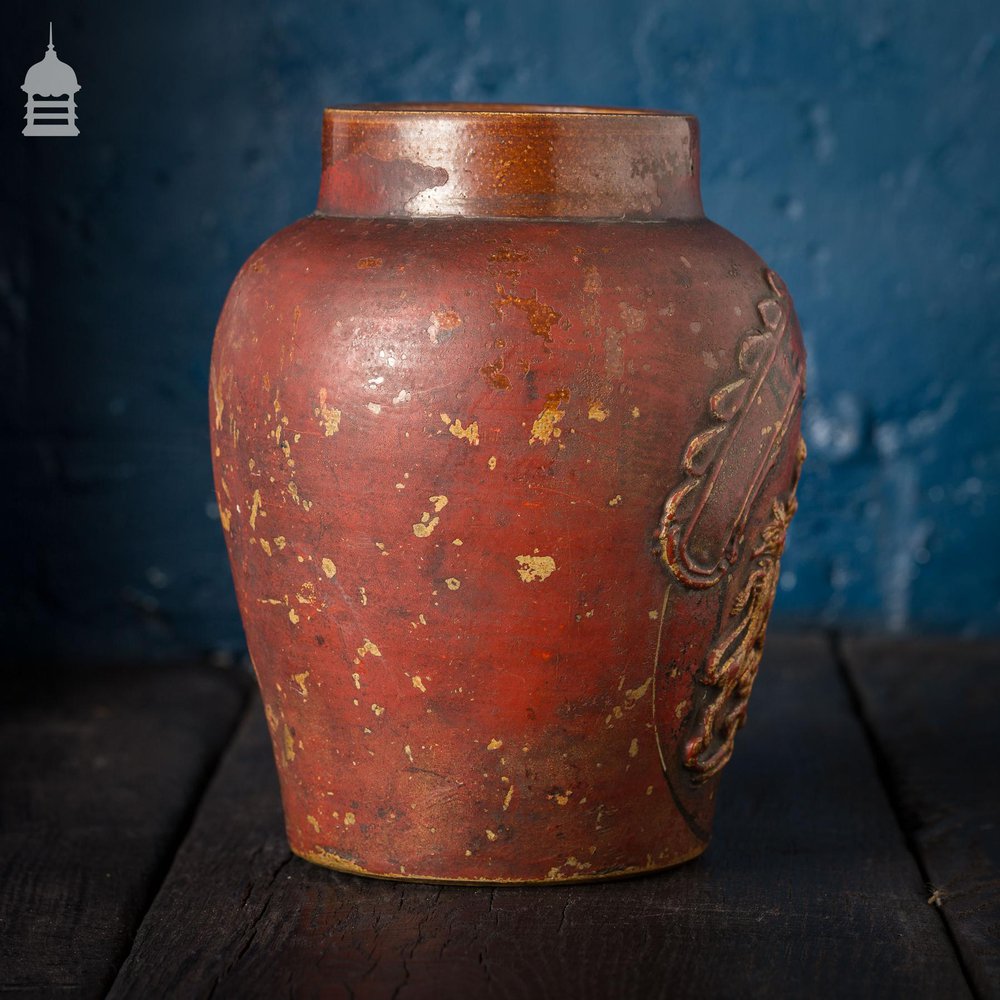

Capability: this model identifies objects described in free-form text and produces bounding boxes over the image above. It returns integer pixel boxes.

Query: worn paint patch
[588,402,609,422]
[249,489,263,529]
[445,577,461,590]
[427,310,462,344]
[487,738,503,750]
[358,639,382,658]
[495,284,561,343]
[530,389,570,445]
[292,671,310,696]
[480,357,511,390]
[446,417,480,445]
[315,388,342,436]
[515,554,557,583]
[413,514,440,537]
[321,557,337,578]
[412,676,427,692]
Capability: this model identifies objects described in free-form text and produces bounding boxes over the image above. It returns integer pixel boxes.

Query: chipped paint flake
[412,676,427,693]
[448,418,480,446]
[488,455,497,470]
[629,737,639,758]
[588,401,609,422]
[315,388,342,435]
[249,489,263,529]
[306,814,321,832]
[515,554,557,583]
[487,738,503,751]
[530,389,570,445]
[292,671,310,696]
[445,577,461,590]
[412,516,440,538]
[321,557,337,578]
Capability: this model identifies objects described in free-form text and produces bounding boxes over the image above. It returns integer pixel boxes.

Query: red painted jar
[210,104,806,883]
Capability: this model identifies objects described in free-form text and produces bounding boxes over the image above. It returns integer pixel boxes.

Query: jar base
[291,841,709,885]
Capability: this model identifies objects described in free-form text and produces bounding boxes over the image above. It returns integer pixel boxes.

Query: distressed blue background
[1,0,997,662]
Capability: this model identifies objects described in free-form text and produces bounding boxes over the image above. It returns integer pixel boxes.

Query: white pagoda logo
[22,24,80,137]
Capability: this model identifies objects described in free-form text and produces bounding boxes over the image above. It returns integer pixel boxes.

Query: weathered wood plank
[0,662,249,999]
[843,636,999,999]
[109,635,970,1000]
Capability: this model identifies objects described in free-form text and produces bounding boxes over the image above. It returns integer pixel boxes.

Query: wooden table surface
[1,634,996,999]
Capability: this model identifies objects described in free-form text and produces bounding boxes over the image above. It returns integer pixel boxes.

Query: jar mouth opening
[324,102,693,121]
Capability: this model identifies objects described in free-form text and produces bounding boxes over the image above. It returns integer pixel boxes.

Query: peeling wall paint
[0,0,997,663]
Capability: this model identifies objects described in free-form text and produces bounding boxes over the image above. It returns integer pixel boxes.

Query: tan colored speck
[412,516,439,538]
[448,418,480,446]
[288,608,300,625]
[487,738,503,751]
[321,557,336,578]
[588,402,609,422]
[306,814,320,833]
[412,676,427,693]
[488,456,497,470]
[515,554,557,583]
[629,738,639,758]
[249,489,263,529]
[344,812,356,826]
[445,577,461,590]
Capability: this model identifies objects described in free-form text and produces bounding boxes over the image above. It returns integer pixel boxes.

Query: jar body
[210,108,806,883]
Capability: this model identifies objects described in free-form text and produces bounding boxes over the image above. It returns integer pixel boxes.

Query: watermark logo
[22,23,80,137]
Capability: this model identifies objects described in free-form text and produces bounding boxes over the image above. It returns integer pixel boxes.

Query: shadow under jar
[209,104,807,884]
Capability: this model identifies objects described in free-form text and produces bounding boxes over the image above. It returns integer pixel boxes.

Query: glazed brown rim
[318,102,703,220]
[324,102,694,120]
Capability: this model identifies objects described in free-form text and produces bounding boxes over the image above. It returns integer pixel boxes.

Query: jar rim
[324,102,694,121]
[318,102,703,221]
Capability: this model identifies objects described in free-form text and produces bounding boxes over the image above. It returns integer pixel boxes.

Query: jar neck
[316,104,703,222]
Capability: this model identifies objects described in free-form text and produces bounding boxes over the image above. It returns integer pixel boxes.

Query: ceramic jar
[210,104,806,883]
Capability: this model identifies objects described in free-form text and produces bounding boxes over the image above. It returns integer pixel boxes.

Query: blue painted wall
[2,0,997,662]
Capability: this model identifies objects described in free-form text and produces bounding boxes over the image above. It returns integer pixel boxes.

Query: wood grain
[109,635,969,999]
[843,636,999,999]
[0,661,248,998]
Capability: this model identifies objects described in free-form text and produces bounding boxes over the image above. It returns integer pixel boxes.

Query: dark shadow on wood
[840,635,1000,1000]
[0,661,250,999]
